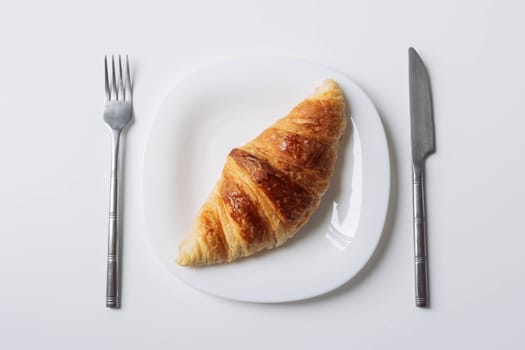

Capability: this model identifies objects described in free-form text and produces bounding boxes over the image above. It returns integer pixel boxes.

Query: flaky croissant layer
[177,79,347,266]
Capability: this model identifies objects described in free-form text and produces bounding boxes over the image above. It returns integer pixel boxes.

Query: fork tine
[118,55,124,101]
[125,55,132,101]
[111,55,118,101]
[104,56,110,102]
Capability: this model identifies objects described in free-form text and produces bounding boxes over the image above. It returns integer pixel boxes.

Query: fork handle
[413,167,429,307]
[106,130,122,309]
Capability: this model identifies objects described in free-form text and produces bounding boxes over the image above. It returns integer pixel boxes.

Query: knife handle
[413,168,429,307]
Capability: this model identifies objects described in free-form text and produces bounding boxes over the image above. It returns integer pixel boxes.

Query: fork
[103,55,132,309]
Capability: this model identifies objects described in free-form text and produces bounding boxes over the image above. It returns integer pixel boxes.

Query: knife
[409,47,435,308]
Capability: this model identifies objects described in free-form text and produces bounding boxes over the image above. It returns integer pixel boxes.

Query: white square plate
[143,56,390,303]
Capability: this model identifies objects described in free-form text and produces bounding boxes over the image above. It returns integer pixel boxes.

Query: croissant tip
[309,79,342,100]
[176,241,193,266]
[177,244,203,266]
[176,253,187,266]
[322,78,338,88]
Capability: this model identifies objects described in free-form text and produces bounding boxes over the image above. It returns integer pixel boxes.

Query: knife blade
[409,47,435,308]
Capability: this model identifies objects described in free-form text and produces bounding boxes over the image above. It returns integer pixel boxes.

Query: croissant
[177,79,347,266]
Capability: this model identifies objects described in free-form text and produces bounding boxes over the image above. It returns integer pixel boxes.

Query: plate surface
[143,56,390,303]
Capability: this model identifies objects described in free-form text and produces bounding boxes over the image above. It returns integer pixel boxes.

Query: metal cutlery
[409,47,435,308]
[103,55,133,309]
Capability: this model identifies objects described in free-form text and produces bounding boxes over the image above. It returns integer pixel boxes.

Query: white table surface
[1,0,524,349]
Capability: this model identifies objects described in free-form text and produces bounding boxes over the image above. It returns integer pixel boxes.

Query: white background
[1,0,524,349]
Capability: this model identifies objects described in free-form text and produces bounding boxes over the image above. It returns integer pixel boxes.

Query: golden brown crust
[177,79,347,266]
[244,128,337,195]
[229,148,317,231]
[274,99,346,143]
[219,171,275,251]
[176,197,229,265]
[250,128,336,171]
[197,205,229,262]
